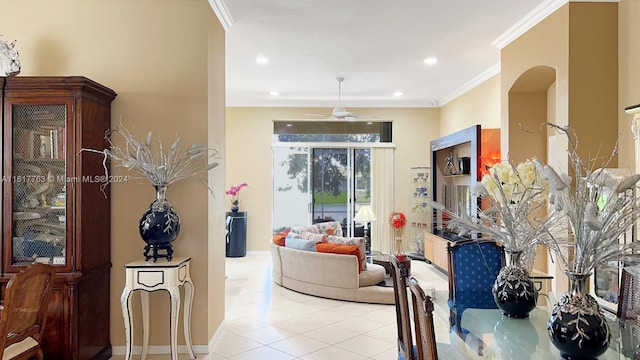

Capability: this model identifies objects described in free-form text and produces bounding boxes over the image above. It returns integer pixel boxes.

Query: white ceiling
[218,0,562,109]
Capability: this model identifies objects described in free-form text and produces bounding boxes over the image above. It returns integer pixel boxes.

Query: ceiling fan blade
[304,78,379,121]
[304,113,329,117]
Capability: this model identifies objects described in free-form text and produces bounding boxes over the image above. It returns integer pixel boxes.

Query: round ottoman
[358,263,387,287]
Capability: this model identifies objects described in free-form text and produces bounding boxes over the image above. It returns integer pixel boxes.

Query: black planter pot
[547,273,611,359]
[139,186,180,262]
[492,251,537,318]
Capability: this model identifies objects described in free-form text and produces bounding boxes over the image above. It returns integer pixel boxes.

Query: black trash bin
[226,212,247,257]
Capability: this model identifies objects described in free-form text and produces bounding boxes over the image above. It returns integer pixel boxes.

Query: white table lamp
[354,205,377,254]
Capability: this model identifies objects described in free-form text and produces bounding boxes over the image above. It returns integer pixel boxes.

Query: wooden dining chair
[390,255,416,360]
[408,277,438,360]
[408,277,470,360]
[617,265,639,326]
[616,265,640,360]
[0,263,55,360]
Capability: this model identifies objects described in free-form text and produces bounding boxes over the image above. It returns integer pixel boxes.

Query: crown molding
[493,0,619,50]
[492,0,566,50]
[439,63,501,106]
[208,0,234,30]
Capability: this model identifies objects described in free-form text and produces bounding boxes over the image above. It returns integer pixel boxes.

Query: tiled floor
[111,253,454,360]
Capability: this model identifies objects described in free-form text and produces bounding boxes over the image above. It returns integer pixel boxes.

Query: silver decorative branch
[81,122,219,196]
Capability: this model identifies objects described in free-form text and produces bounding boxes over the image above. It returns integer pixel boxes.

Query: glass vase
[547,272,611,359]
[492,250,538,318]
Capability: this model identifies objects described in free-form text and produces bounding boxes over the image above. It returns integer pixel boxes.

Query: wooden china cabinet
[0,76,116,360]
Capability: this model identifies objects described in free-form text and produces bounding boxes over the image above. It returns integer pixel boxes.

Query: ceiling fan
[306,77,371,121]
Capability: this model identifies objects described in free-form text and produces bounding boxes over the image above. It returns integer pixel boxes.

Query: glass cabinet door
[9,103,68,268]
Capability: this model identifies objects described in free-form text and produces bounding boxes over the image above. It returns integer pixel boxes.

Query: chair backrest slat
[409,277,438,360]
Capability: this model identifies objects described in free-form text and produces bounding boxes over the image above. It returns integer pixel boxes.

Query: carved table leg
[140,291,150,360]
[120,286,134,360]
[183,277,196,359]
[168,286,181,360]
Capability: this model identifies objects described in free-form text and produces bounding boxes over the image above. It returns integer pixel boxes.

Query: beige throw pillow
[315,221,343,237]
[327,236,367,271]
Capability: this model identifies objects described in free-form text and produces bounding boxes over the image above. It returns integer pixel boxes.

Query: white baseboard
[111,344,209,356]
[112,321,228,356]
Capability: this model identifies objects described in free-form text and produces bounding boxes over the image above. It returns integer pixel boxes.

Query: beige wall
[439,74,501,135]
[568,2,618,169]
[0,0,226,351]
[225,107,439,252]
[500,2,620,292]
[207,13,227,344]
[502,5,570,157]
[502,2,619,169]
[618,0,640,170]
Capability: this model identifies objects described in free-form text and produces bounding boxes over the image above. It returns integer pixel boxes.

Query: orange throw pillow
[272,229,290,246]
[316,243,362,273]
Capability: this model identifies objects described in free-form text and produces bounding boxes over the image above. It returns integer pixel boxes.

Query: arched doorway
[507,65,558,287]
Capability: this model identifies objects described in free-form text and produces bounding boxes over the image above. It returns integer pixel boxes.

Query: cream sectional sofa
[270,242,395,304]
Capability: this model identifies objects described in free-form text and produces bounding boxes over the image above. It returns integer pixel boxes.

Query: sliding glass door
[273,146,371,237]
[311,148,349,227]
[272,146,311,232]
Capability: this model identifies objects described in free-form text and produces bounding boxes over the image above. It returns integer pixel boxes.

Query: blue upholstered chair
[447,239,505,332]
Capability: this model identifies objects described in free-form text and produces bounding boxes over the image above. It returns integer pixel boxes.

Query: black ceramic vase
[139,185,180,262]
[492,250,538,318]
[547,272,611,359]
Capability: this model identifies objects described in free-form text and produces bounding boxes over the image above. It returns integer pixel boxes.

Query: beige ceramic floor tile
[268,334,330,357]
[243,325,298,345]
[301,324,360,345]
[303,308,357,325]
[229,345,298,360]
[332,316,391,334]
[363,322,398,345]
[368,346,399,360]
[272,317,330,334]
[299,346,369,360]
[210,334,264,358]
[225,316,271,334]
[333,334,396,357]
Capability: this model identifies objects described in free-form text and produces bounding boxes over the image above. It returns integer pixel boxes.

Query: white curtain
[371,147,395,253]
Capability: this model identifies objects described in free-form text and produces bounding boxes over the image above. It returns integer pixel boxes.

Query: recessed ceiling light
[286,123,292,127]
[256,56,269,65]
[393,91,404,97]
[423,57,438,66]
[269,91,279,96]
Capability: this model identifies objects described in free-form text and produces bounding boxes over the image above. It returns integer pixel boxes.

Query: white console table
[121,257,196,360]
